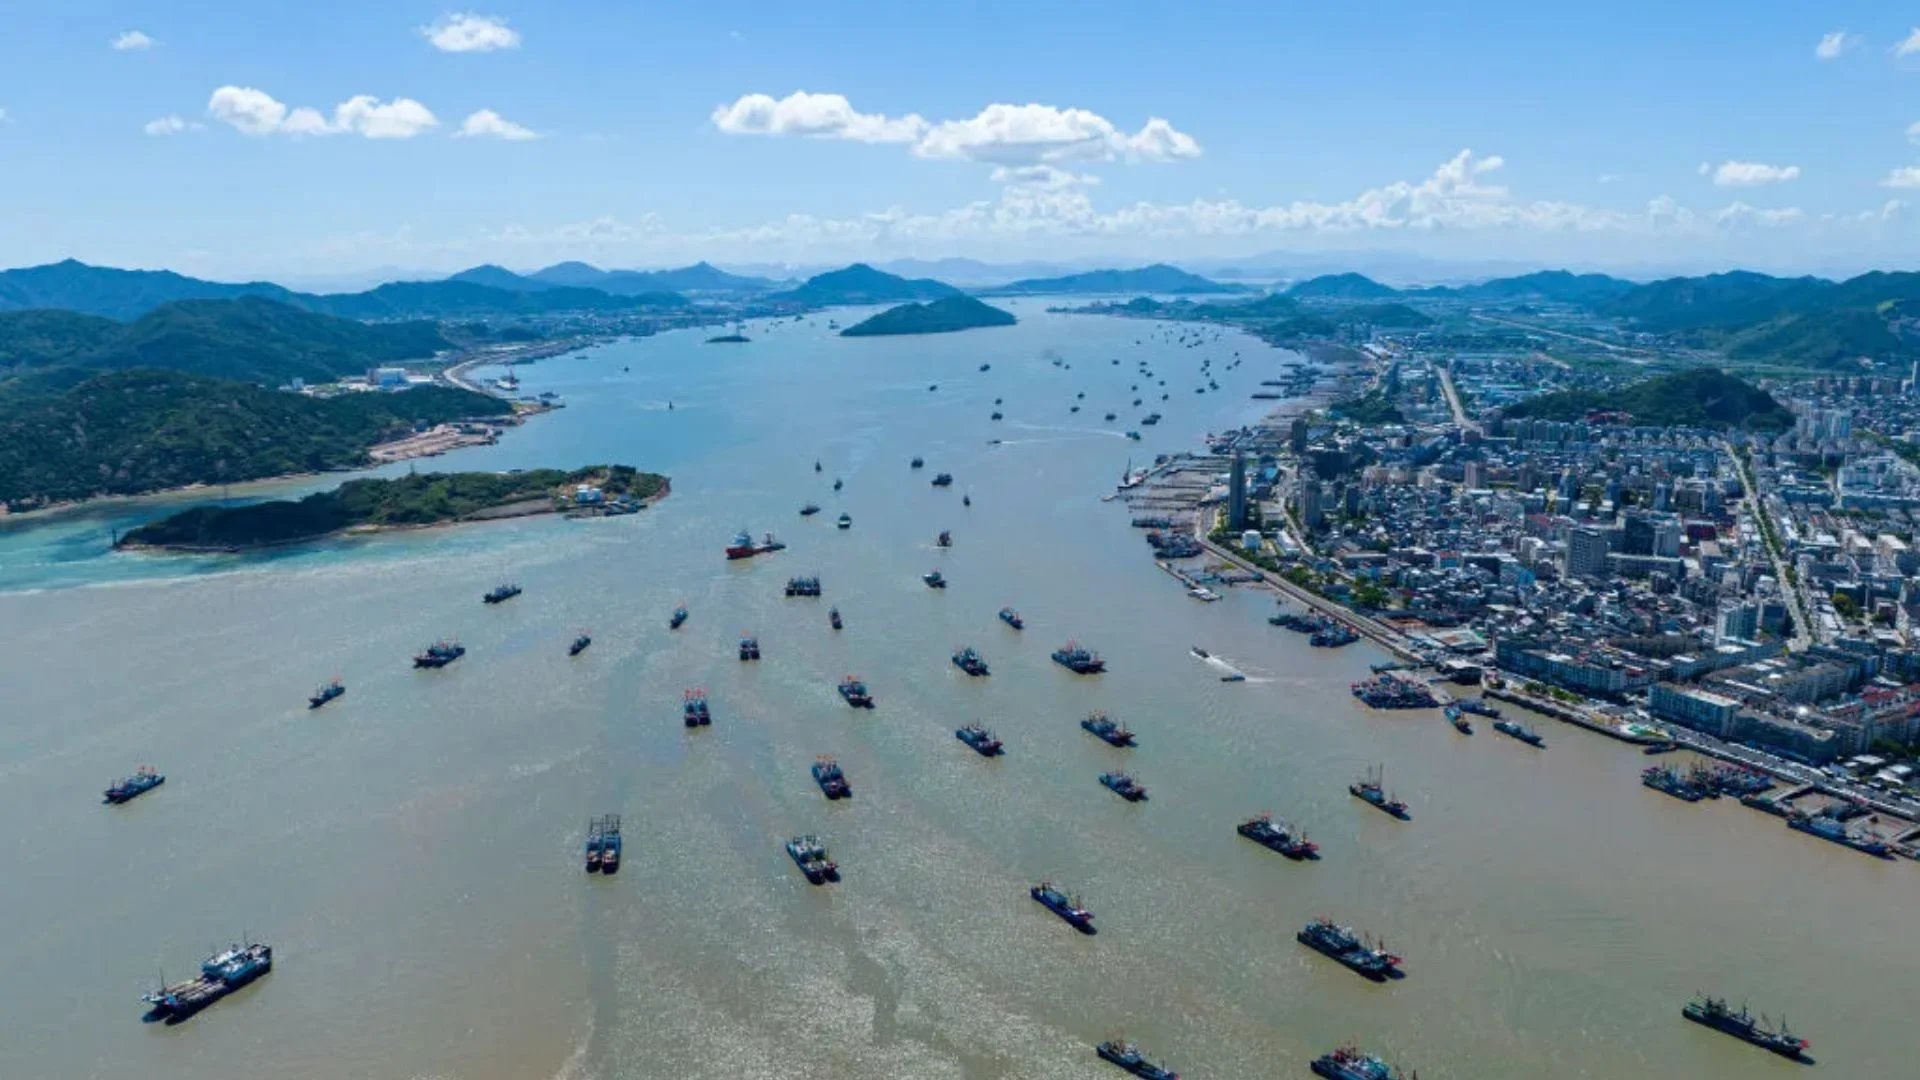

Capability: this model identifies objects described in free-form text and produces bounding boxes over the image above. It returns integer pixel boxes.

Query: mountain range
[450,260,777,295]
[768,263,962,305]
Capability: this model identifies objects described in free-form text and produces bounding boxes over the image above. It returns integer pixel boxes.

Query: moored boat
[999,606,1024,629]
[1052,641,1106,674]
[1082,712,1136,747]
[829,606,843,630]
[1030,881,1096,934]
[1310,1043,1409,1080]
[1349,764,1409,820]
[569,633,592,656]
[923,569,947,589]
[1683,994,1811,1061]
[811,756,851,799]
[785,835,839,884]
[683,689,711,727]
[838,675,874,708]
[1094,1039,1178,1079]
[482,582,521,604]
[141,942,273,1024]
[1493,719,1546,748]
[955,723,1003,756]
[670,605,688,629]
[413,640,466,668]
[104,766,164,805]
[308,678,344,709]
[951,646,989,676]
[1099,771,1148,802]
[1238,813,1319,859]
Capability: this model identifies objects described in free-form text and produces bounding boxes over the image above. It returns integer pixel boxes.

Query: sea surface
[0,300,1911,1080]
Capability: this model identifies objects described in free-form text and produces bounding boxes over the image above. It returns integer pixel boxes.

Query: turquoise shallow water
[0,301,1911,1079]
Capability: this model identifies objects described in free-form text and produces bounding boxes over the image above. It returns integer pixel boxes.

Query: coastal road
[1436,364,1476,431]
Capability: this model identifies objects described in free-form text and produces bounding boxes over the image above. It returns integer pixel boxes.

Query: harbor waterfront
[1,300,1913,1079]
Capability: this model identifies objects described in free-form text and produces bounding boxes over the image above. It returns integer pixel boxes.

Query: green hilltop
[840,295,1017,337]
[1501,368,1792,431]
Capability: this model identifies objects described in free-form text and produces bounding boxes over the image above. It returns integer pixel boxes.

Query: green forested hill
[1501,368,1791,431]
[0,370,511,508]
[1,297,449,384]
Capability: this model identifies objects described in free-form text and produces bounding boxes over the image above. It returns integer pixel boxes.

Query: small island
[118,466,668,552]
[705,333,751,343]
[839,295,1017,337]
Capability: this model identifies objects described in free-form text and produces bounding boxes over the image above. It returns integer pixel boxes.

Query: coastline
[116,479,670,555]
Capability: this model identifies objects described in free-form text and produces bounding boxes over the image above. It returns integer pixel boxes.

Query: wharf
[1192,526,1423,663]
[1482,687,1658,745]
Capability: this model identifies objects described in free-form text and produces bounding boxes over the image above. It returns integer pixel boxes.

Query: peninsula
[117,466,667,552]
[839,295,1017,337]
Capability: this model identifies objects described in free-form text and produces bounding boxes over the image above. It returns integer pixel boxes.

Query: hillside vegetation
[0,370,511,508]
[121,466,666,550]
[1500,368,1792,431]
[0,297,448,385]
[840,295,1016,336]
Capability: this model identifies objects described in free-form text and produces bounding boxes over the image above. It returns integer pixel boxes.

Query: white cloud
[1597,173,1623,184]
[990,165,1100,189]
[208,86,289,136]
[1882,167,1920,189]
[111,30,157,51]
[710,91,927,143]
[1908,121,1920,144]
[143,114,202,136]
[1897,28,1920,57]
[913,104,1200,166]
[422,13,521,53]
[0,107,8,124]
[1815,31,1855,60]
[1713,201,1804,227]
[457,109,539,140]
[206,86,438,139]
[713,92,1202,172]
[1708,160,1800,186]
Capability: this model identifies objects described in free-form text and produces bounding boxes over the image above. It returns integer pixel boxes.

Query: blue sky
[2,1,1918,281]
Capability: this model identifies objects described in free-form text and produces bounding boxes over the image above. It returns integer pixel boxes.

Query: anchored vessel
[569,634,592,656]
[785,576,822,597]
[1052,641,1107,674]
[1350,765,1410,820]
[999,607,1024,630]
[1094,1039,1178,1079]
[1458,698,1501,718]
[683,689,711,727]
[670,605,688,629]
[141,942,273,1024]
[1444,703,1473,735]
[1350,674,1437,709]
[1030,881,1096,934]
[1682,995,1811,1061]
[1643,765,1711,802]
[725,530,787,560]
[931,473,954,487]
[951,646,989,676]
[1082,712,1137,747]
[413,640,466,668]
[785,835,839,884]
[1238,814,1319,859]
[837,512,852,529]
[1788,810,1894,858]
[1099,771,1149,802]
[483,583,521,604]
[308,678,345,710]
[811,756,851,799]
[585,815,622,874]
[829,607,843,630]
[104,766,164,805]
[955,724,1003,756]
[1297,918,1403,981]
[911,456,925,469]
[937,530,952,548]
[838,675,874,708]
[1310,1043,1410,1080]
[739,635,761,661]
[923,570,948,589]
[1494,719,1546,747]
[800,503,821,516]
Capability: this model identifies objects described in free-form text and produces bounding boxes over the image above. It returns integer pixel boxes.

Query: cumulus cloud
[207,86,438,139]
[710,91,927,143]
[422,13,521,52]
[456,109,539,140]
[711,92,1201,169]
[1708,160,1800,186]
[1815,31,1855,60]
[143,114,202,136]
[111,30,157,51]
[1882,167,1920,189]
[914,104,1200,165]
